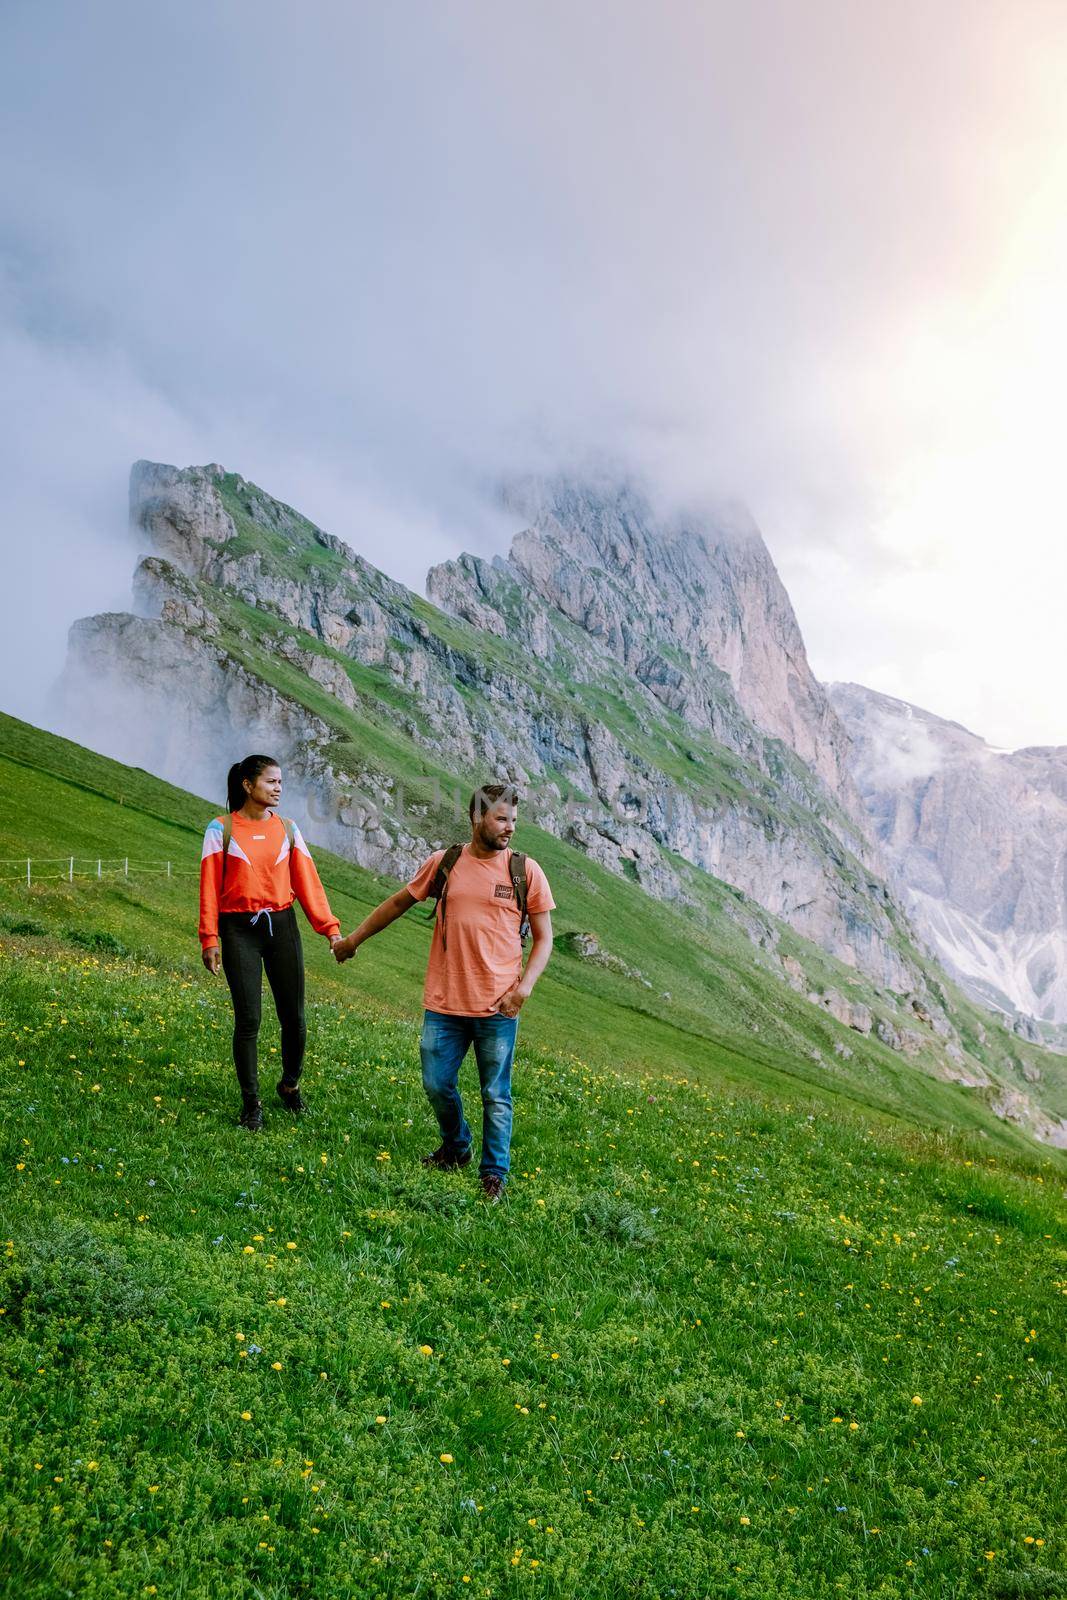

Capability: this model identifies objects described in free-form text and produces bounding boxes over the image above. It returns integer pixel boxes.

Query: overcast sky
[2,0,1066,749]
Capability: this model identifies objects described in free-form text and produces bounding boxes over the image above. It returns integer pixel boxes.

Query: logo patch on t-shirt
[494,883,515,900]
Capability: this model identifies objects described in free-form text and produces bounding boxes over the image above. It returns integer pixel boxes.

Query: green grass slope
[1,711,1063,1156]
[0,716,1065,1598]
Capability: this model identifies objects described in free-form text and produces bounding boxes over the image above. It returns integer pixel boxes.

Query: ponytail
[227,754,280,813]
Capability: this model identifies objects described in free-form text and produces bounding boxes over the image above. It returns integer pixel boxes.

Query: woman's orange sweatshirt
[199,812,341,950]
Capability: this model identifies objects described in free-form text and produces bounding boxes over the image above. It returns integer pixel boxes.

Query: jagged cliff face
[828,681,1067,1025]
[435,477,863,814]
[57,463,935,1001]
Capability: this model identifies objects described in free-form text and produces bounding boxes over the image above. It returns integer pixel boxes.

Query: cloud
[0,304,198,722]
[1,0,1066,746]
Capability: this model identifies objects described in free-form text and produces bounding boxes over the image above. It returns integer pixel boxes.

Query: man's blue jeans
[419,1009,518,1180]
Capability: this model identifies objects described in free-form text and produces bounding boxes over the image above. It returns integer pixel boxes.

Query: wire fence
[0,858,195,885]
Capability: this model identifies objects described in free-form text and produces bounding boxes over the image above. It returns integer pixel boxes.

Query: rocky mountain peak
[430,474,862,811]
[130,459,235,575]
[829,680,1067,1025]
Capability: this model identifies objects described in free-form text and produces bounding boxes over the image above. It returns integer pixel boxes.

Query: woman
[199,754,342,1131]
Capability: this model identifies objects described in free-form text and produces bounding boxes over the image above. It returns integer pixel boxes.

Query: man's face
[475,802,517,851]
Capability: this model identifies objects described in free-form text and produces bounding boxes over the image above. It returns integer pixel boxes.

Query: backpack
[428,845,530,951]
[218,813,296,891]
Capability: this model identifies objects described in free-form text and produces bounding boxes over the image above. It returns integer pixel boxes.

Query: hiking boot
[238,1099,264,1132]
[276,1080,307,1114]
[421,1145,473,1172]
[480,1174,506,1203]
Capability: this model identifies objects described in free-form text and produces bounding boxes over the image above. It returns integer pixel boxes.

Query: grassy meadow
[0,714,1065,1598]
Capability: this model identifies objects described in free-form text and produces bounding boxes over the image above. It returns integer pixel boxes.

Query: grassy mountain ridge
[65,462,920,990]
[210,465,872,865]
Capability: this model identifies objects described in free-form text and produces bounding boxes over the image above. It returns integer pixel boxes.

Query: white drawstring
[250,909,274,936]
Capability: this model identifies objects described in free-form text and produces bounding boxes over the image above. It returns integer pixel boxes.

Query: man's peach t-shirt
[406,845,555,1017]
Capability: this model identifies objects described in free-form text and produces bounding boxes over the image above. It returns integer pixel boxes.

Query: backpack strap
[509,851,531,943]
[218,814,232,891]
[277,815,297,896]
[426,845,531,950]
[428,844,465,951]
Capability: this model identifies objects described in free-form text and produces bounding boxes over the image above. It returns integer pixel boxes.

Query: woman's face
[245,764,282,808]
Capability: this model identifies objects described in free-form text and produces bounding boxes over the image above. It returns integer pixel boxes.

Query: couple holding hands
[198,755,555,1199]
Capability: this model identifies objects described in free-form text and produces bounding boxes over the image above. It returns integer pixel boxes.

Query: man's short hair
[469,783,520,822]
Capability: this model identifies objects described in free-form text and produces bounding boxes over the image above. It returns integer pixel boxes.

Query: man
[332,785,555,1200]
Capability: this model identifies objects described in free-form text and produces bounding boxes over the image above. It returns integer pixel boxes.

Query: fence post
[69,856,74,883]
[97,859,102,878]
[26,858,31,887]
[166,861,172,879]
[124,857,129,877]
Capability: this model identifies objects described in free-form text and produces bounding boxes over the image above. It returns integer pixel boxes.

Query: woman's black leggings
[219,907,306,1101]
